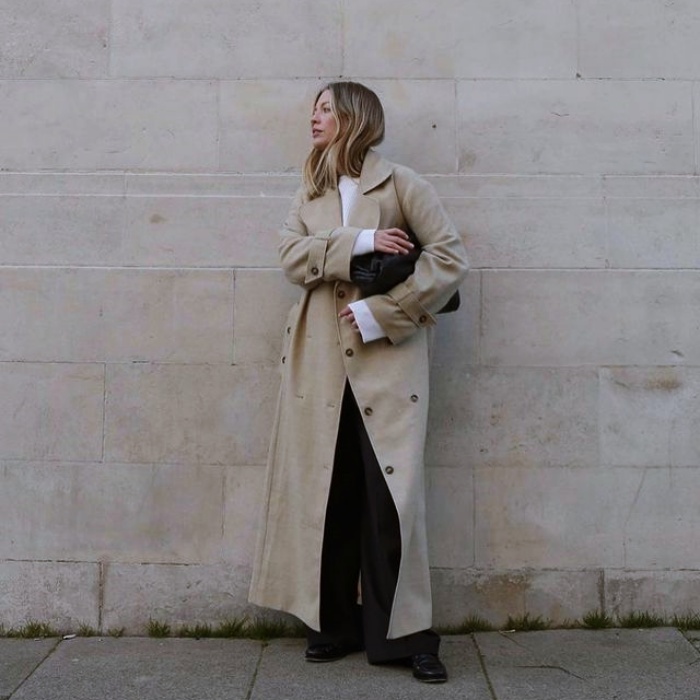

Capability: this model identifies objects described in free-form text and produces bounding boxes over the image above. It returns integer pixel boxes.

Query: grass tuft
[77,624,97,637]
[671,613,700,631]
[558,618,584,630]
[211,618,248,638]
[243,616,305,641]
[617,611,666,629]
[437,614,494,634]
[108,627,125,638]
[178,623,213,639]
[147,619,171,638]
[505,613,551,632]
[582,610,614,629]
[6,621,60,639]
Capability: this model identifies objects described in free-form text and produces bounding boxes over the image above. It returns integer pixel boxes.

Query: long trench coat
[248,150,469,639]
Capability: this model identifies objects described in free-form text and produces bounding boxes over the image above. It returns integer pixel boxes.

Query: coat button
[286,327,291,334]
[419,315,427,324]
[311,266,319,275]
[385,466,394,475]
[281,356,286,364]
[338,290,346,299]
[410,394,419,402]
[364,407,373,416]
[345,348,354,357]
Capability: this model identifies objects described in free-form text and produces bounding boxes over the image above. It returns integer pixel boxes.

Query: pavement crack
[497,630,533,652]
[497,633,588,682]
[471,634,498,700]
[243,641,265,700]
[7,638,61,699]
[517,664,587,681]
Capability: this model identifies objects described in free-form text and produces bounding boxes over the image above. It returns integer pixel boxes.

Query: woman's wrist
[351,229,376,257]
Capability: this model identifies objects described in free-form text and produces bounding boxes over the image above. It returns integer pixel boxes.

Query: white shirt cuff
[351,229,376,257]
[348,300,386,343]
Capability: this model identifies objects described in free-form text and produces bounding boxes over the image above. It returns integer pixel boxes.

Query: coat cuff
[304,228,361,284]
[304,234,330,285]
[364,282,436,345]
[390,282,437,328]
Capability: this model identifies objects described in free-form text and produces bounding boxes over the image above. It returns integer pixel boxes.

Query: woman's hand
[374,228,414,255]
[339,306,360,333]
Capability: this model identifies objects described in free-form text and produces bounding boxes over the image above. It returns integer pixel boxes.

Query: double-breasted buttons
[345,348,354,357]
[286,327,291,334]
[364,407,373,416]
[337,290,346,299]
[410,394,419,402]
[385,466,394,475]
[311,266,319,275]
[281,356,286,364]
[419,315,428,324]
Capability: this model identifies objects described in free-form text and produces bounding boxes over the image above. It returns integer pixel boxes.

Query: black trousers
[306,383,439,663]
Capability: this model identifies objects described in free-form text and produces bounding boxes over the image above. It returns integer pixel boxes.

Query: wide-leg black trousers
[306,383,439,663]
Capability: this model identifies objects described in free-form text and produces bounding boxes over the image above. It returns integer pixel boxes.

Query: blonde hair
[302,81,385,200]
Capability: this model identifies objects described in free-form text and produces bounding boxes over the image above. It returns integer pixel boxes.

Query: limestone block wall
[1,0,699,632]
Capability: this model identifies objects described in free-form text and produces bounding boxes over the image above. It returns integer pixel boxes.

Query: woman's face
[311,89,338,150]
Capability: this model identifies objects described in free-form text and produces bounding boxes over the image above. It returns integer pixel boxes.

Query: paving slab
[250,637,491,700]
[9,638,262,700]
[0,639,58,700]
[475,628,700,700]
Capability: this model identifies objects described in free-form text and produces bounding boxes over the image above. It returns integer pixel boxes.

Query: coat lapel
[300,187,342,231]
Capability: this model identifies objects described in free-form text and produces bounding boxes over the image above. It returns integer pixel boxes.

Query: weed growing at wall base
[3,609,699,639]
[158,616,304,640]
[243,616,305,640]
[178,623,213,638]
[0,621,60,639]
[617,612,666,629]
[671,613,700,631]
[505,613,551,631]
[147,619,171,638]
[582,610,613,629]
[213,618,248,637]
[436,614,494,634]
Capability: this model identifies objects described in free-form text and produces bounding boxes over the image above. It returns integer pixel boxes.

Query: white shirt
[338,176,387,343]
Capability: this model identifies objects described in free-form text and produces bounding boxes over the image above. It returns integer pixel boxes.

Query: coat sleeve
[364,167,469,345]
[278,187,363,289]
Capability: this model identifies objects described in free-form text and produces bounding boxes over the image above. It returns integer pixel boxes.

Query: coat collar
[359,150,393,194]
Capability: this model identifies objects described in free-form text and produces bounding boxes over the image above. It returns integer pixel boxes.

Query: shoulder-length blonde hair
[303,81,385,200]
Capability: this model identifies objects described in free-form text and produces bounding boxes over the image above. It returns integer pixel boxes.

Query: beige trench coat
[249,151,469,639]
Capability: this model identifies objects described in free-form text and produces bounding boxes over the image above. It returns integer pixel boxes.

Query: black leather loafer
[304,643,349,663]
[411,653,448,683]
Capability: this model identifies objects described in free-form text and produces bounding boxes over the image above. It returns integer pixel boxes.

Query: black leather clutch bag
[350,229,460,314]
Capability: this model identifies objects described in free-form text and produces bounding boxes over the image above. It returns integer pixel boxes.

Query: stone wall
[1,0,699,633]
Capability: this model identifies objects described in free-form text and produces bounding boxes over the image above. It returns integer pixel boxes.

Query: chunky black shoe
[304,643,349,663]
[411,653,448,683]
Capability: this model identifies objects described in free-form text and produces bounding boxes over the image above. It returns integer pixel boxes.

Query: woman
[249,81,468,683]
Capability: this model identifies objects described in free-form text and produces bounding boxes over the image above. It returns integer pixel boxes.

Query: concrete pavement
[2,628,700,700]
